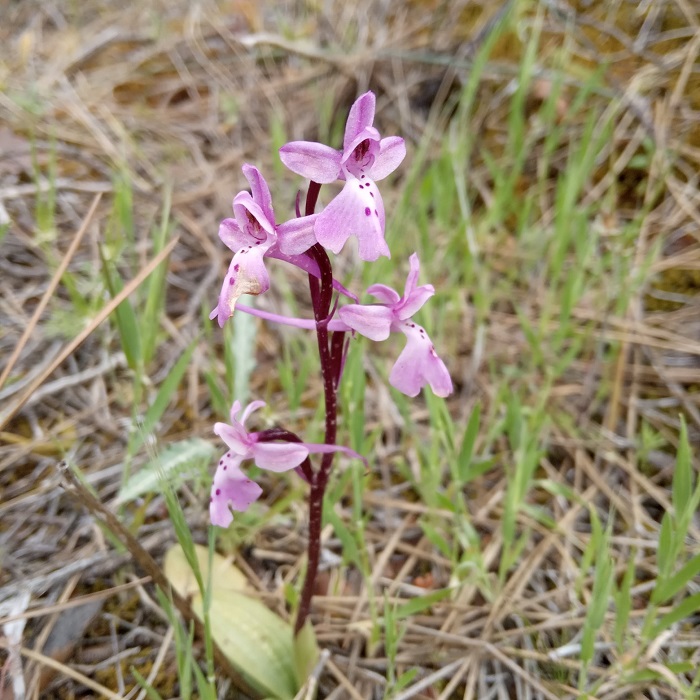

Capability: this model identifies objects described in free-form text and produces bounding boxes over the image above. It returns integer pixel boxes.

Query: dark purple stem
[295,183,340,635]
[305,181,321,217]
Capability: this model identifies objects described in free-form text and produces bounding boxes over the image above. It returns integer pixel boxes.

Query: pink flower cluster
[209,91,453,527]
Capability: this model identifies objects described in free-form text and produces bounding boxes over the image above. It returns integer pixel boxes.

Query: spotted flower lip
[338,254,453,397]
[210,164,318,328]
[210,400,366,527]
[279,91,406,261]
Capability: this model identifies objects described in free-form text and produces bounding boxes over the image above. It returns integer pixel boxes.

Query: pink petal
[242,164,275,224]
[397,256,434,319]
[276,214,319,255]
[315,178,389,261]
[214,422,251,456]
[240,400,266,426]
[252,442,309,472]
[370,137,406,181]
[210,456,262,527]
[211,244,272,326]
[396,284,434,320]
[338,304,393,341]
[366,283,400,305]
[343,92,376,152]
[389,323,453,397]
[218,218,247,252]
[279,141,342,183]
[404,253,421,298]
[421,347,453,397]
[302,442,367,466]
[229,400,244,424]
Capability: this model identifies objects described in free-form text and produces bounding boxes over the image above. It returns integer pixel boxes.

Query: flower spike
[208,96,453,635]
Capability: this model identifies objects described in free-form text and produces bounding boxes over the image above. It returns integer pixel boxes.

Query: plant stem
[295,183,340,635]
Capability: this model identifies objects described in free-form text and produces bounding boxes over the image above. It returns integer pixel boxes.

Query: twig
[0,577,151,626]
[0,193,101,391]
[56,461,260,697]
[0,642,122,700]
[393,658,465,700]
[0,235,178,430]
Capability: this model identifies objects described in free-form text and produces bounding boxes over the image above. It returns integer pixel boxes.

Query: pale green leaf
[117,438,214,504]
[164,544,298,699]
[164,543,247,598]
[193,589,298,699]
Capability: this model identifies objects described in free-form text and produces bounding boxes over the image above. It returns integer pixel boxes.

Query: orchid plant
[209,91,453,634]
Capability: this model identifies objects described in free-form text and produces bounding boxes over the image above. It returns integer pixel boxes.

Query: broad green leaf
[434,491,458,514]
[194,589,298,699]
[164,543,247,597]
[627,662,695,684]
[164,543,298,699]
[420,521,451,558]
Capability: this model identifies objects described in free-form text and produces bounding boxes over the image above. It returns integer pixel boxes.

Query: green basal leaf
[193,589,298,699]
[164,543,247,598]
[164,544,298,699]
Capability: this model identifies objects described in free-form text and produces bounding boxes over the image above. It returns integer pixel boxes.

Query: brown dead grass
[1,0,700,698]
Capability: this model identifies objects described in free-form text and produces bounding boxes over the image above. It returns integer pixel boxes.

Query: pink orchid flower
[338,254,453,397]
[210,164,319,327]
[279,91,406,261]
[210,400,364,527]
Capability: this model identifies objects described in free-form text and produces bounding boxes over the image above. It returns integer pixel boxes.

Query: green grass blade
[129,338,198,455]
[141,184,173,365]
[457,403,481,483]
[652,592,700,637]
[101,250,143,373]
